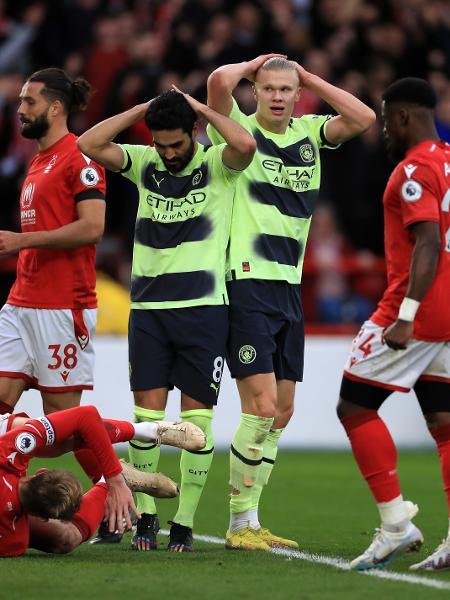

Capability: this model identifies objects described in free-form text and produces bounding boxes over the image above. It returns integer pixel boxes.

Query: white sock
[229,509,259,533]
[248,509,260,530]
[378,496,409,532]
[132,421,159,442]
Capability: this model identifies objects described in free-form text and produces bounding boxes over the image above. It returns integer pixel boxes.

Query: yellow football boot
[256,527,299,549]
[225,527,270,551]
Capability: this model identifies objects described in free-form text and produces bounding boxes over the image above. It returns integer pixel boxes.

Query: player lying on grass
[0,405,205,557]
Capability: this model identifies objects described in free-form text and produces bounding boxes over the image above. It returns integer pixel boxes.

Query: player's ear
[399,107,409,126]
[51,99,64,116]
[252,84,257,101]
[192,121,199,138]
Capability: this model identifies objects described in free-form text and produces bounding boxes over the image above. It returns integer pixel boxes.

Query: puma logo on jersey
[60,370,70,383]
[210,382,219,394]
[152,174,165,188]
[77,334,89,349]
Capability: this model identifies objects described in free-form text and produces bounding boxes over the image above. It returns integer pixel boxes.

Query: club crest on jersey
[192,170,203,186]
[80,166,100,187]
[299,144,314,163]
[44,154,58,173]
[239,345,256,364]
[401,179,422,202]
[15,432,37,454]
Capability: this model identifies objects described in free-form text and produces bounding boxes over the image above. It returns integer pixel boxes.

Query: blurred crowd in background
[1,0,450,331]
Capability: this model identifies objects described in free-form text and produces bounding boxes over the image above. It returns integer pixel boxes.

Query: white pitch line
[164,531,450,592]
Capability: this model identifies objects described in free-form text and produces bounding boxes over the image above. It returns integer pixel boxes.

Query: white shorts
[0,304,97,392]
[0,414,10,436]
[0,412,28,435]
[344,320,450,392]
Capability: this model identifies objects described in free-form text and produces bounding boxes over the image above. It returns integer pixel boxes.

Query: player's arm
[0,199,105,255]
[293,63,376,144]
[384,221,441,350]
[173,86,256,171]
[77,102,151,171]
[37,406,139,532]
[207,53,286,116]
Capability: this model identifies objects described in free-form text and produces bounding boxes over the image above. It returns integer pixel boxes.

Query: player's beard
[20,110,51,140]
[162,139,195,173]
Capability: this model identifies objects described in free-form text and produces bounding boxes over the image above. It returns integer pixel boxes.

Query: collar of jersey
[251,113,293,139]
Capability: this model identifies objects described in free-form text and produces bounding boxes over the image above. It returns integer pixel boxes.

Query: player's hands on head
[292,62,310,87]
[383,320,414,350]
[171,84,204,116]
[104,474,141,534]
[0,231,24,255]
[245,54,287,82]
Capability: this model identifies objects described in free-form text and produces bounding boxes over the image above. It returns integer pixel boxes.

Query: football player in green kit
[207,55,376,550]
[78,89,256,552]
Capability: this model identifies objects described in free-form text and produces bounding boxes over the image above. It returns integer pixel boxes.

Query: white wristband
[398,297,420,322]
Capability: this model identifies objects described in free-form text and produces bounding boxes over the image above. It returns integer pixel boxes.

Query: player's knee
[249,390,277,419]
[423,411,450,430]
[336,397,356,421]
[275,403,294,427]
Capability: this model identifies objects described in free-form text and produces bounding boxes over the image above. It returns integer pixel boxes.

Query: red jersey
[372,140,450,341]
[0,406,122,557]
[7,133,106,309]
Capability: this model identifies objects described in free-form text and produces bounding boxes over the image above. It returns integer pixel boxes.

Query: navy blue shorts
[227,279,304,381]
[129,306,228,406]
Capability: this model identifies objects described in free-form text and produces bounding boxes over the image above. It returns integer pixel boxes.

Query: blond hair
[260,57,297,73]
[20,469,83,520]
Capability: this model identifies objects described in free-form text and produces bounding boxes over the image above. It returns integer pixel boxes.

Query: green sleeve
[206,98,245,146]
[210,144,242,184]
[300,114,340,150]
[117,144,153,183]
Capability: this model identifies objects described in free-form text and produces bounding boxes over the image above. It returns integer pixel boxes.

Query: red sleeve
[70,148,106,202]
[396,160,440,228]
[43,406,122,479]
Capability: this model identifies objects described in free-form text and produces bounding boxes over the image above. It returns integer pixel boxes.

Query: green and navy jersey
[207,99,339,284]
[119,142,240,309]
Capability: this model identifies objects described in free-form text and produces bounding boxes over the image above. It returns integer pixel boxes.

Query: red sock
[430,423,450,516]
[71,483,108,542]
[74,419,134,482]
[0,400,13,414]
[341,410,401,503]
[102,419,135,443]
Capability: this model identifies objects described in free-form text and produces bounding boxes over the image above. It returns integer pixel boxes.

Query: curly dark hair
[145,90,197,134]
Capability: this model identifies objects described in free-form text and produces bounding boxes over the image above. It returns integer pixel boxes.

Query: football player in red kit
[0,68,106,415]
[0,406,206,557]
[337,78,450,571]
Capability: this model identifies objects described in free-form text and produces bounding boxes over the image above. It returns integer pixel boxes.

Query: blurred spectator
[304,204,375,324]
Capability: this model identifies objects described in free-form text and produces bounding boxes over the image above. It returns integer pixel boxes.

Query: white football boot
[119,459,179,498]
[351,501,423,571]
[410,536,450,571]
[155,421,206,451]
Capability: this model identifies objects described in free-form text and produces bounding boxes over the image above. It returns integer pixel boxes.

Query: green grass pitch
[3,449,450,600]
